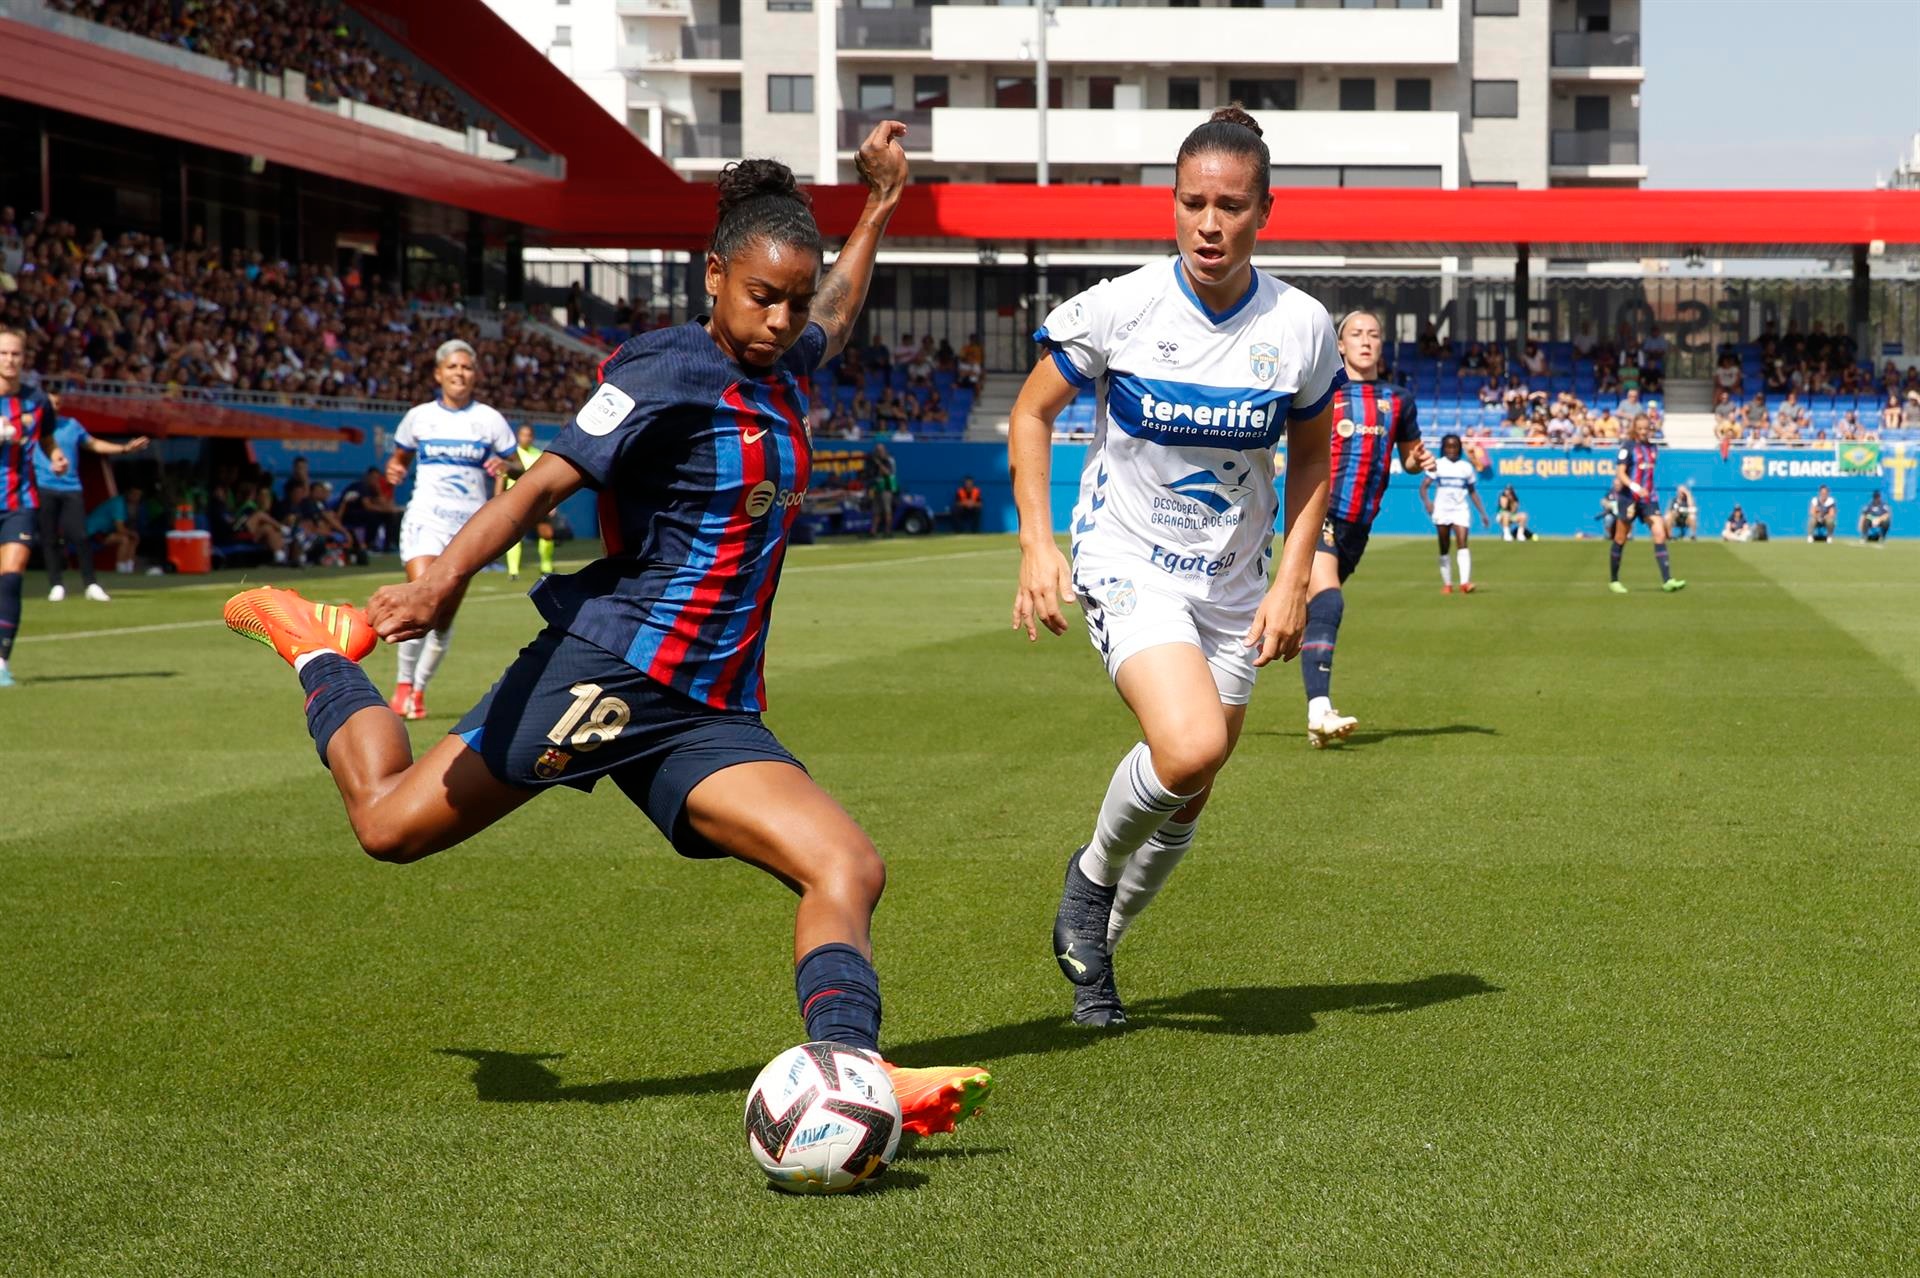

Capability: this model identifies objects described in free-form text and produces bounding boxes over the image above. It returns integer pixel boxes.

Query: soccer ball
[745,1042,901,1194]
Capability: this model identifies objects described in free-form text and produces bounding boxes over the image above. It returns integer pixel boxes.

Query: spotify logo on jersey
[745,481,803,519]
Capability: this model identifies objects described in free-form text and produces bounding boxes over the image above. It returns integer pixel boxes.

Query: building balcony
[909,4,1455,66]
[838,7,932,52]
[681,23,742,60]
[1552,30,1640,67]
[1551,129,1639,167]
[839,108,933,151]
[614,0,691,17]
[896,108,1459,184]
[668,120,742,161]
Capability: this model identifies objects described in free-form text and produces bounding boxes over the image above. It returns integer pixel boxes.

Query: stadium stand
[44,0,490,136]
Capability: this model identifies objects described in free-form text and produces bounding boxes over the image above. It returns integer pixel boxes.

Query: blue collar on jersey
[1173,259,1259,327]
[434,394,475,412]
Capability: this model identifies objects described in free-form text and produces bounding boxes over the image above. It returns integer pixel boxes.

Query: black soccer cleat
[1053,845,1115,988]
[1072,963,1128,1028]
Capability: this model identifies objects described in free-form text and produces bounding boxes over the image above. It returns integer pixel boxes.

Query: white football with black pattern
[744,1041,901,1194]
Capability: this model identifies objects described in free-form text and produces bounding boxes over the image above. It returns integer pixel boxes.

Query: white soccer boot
[1307,708,1359,749]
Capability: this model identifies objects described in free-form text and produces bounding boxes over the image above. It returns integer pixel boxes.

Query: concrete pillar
[1851,244,1872,360]
[1513,243,1530,360]
[505,228,525,305]
[464,218,486,304]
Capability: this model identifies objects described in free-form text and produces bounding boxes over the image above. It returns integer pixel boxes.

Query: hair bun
[716,158,810,219]
[1209,105,1262,138]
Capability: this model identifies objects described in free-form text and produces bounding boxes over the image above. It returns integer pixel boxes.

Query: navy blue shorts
[1316,516,1372,583]
[452,628,804,859]
[0,509,35,546]
[1619,494,1660,526]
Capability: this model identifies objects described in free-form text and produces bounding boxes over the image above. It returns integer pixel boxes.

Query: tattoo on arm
[814,269,856,352]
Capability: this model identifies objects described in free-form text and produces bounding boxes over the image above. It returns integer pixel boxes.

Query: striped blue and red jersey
[1617,440,1659,500]
[1326,379,1419,524]
[533,320,822,713]
[0,387,53,513]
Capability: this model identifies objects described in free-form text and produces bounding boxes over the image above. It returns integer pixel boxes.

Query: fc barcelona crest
[1739,454,1766,482]
[534,748,573,780]
[1249,342,1279,381]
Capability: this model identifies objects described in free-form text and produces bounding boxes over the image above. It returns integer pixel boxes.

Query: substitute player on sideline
[503,423,556,580]
[219,124,992,1137]
[1420,434,1490,593]
[1011,107,1341,1027]
[39,380,148,603]
[384,340,516,720]
[1608,413,1686,593]
[1299,309,1434,747]
[0,329,69,687]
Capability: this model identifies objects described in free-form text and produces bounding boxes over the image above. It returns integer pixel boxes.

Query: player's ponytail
[712,158,822,263]
[1176,104,1271,197]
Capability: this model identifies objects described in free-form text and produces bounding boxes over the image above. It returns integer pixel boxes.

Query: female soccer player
[503,423,555,581]
[0,329,70,688]
[1608,412,1686,593]
[384,339,517,721]
[1010,107,1342,1027]
[220,123,992,1136]
[1419,434,1490,594]
[1299,308,1434,748]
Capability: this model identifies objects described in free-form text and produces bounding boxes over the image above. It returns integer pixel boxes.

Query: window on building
[1140,164,1175,185]
[553,25,571,45]
[994,76,1062,108]
[1227,79,1297,111]
[914,75,949,108]
[1395,77,1431,111]
[858,75,895,111]
[1472,80,1519,118]
[1090,77,1120,110]
[718,87,742,124]
[1576,0,1612,30]
[1339,78,1376,111]
[1574,94,1611,130]
[767,0,813,11]
[1269,167,1342,187]
[1167,78,1201,111]
[1472,180,1519,188]
[1473,0,1519,13]
[768,74,813,113]
[1342,166,1442,188]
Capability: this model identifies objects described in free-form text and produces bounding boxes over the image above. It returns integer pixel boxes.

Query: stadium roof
[6,2,1918,258]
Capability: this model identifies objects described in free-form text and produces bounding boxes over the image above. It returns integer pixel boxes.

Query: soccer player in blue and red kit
[0,329,72,687]
[1608,412,1686,594]
[1299,310,1434,746]
[219,123,993,1138]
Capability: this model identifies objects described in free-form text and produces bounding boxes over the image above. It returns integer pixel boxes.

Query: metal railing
[1551,30,1641,67]
[60,378,572,425]
[839,108,932,151]
[837,7,932,50]
[670,121,742,160]
[679,23,742,59]
[1551,129,1640,166]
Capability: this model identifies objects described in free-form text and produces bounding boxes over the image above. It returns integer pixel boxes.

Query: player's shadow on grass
[26,671,178,683]
[1259,723,1498,746]
[438,973,1498,1106]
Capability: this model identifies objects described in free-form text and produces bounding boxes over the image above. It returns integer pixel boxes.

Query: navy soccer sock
[1609,542,1623,582]
[796,942,883,1054]
[1301,587,1344,705]
[298,652,388,767]
[0,571,21,662]
[1654,543,1672,582]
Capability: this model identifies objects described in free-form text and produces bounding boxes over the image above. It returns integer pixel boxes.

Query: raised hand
[854,120,910,205]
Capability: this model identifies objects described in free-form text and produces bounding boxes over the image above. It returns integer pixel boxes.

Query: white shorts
[1074,567,1258,706]
[1431,502,1471,528]
[399,508,472,562]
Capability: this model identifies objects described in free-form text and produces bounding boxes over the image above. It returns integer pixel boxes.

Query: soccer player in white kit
[1009,107,1341,1027]
[1419,434,1491,594]
[384,339,515,719]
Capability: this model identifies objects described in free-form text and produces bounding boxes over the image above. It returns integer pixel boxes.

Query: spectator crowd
[0,210,599,412]
[47,0,489,136]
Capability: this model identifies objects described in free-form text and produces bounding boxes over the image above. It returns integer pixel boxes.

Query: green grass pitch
[3,535,1917,1275]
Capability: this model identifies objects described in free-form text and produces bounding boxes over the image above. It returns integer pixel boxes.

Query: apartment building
[489,0,1644,190]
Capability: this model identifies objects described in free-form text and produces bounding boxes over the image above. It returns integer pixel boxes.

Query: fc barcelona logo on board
[1249,343,1278,381]
[1739,455,1766,482]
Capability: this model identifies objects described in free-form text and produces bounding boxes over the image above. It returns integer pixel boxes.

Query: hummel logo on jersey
[743,426,770,444]
[1154,340,1180,365]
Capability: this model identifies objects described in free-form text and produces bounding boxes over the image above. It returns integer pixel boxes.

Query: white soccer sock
[394,636,422,686]
[1458,548,1473,584]
[1438,554,1453,587]
[1108,816,1198,950]
[413,626,453,690]
[1308,695,1332,721]
[1078,742,1197,887]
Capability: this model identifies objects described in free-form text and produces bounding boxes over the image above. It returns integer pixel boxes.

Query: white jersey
[1429,455,1478,526]
[393,398,515,526]
[1040,257,1343,608]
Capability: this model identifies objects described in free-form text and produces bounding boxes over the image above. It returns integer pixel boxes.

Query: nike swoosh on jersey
[743,427,770,444]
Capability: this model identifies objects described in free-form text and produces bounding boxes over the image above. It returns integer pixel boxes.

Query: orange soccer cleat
[223,587,377,667]
[388,681,413,715]
[1461,581,1477,594]
[1441,584,1453,595]
[404,687,427,721]
[883,1061,994,1137]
